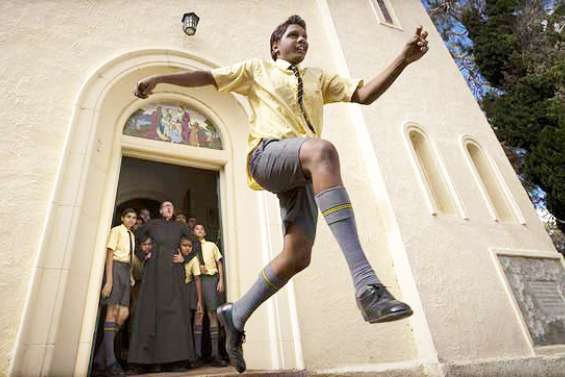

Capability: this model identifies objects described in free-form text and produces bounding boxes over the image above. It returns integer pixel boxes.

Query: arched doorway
[11,49,303,377]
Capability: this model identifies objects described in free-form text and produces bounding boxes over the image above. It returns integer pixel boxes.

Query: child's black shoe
[356,284,413,323]
[217,303,246,373]
[105,362,126,377]
[210,357,228,367]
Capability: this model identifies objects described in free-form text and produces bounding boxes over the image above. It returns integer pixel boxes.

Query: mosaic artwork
[499,255,565,346]
[124,103,223,150]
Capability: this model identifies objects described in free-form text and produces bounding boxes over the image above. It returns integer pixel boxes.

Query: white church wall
[328,0,559,367]
[1,1,419,375]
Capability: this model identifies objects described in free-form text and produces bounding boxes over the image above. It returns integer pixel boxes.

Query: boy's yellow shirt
[184,256,201,284]
[106,224,135,263]
[211,58,362,190]
[199,239,223,276]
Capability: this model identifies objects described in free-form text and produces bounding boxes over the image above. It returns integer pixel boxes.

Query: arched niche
[462,138,519,223]
[403,123,460,217]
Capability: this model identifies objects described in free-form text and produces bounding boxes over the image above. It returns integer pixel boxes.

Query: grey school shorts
[249,137,318,240]
[102,261,130,307]
[201,274,221,311]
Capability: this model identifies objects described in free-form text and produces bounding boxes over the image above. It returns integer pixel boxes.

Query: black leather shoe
[217,303,246,373]
[105,362,126,377]
[357,284,413,323]
[210,357,228,367]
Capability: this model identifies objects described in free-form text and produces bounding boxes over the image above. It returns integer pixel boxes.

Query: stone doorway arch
[9,49,274,377]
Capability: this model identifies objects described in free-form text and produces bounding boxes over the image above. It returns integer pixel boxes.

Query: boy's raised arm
[134,70,216,99]
[352,26,429,105]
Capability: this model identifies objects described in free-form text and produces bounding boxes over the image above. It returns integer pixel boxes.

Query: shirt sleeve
[106,227,119,251]
[192,260,201,276]
[321,71,364,104]
[211,59,256,96]
[213,245,223,262]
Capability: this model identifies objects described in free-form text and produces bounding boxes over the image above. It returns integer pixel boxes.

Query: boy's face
[141,239,152,254]
[140,209,150,223]
[176,214,187,224]
[194,225,206,239]
[122,212,137,229]
[180,240,193,255]
[188,217,197,229]
[274,24,308,64]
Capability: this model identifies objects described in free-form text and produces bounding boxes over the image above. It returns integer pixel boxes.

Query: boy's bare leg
[217,225,311,373]
[116,306,129,327]
[299,138,412,323]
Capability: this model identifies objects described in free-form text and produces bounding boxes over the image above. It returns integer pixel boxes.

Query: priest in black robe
[128,201,199,367]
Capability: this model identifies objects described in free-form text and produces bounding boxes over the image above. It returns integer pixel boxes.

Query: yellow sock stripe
[322,203,352,217]
[261,269,280,291]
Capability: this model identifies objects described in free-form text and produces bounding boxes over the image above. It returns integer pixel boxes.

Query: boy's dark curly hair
[270,15,306,61]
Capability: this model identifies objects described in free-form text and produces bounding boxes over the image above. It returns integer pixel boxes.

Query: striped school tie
[289,64,316,134]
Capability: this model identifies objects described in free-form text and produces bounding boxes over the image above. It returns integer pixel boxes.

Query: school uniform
[184,255,201,311]
[102,224,135,307]
[211,58,361,239]
[198,239,223,311]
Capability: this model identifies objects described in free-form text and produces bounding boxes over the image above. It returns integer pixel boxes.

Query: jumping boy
[134,15,429,373]
[192,223,227,367]
[98,208,137,377]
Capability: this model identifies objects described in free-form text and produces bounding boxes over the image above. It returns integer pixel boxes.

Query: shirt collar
[275,58,302,72]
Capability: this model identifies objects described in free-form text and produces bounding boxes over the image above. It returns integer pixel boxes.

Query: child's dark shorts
[186,280,197,311]
[101,260,131,307]
[249,137,318,240]
[201,274,221,311]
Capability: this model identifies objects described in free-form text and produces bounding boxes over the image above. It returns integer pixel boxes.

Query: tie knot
[289,64,299,75]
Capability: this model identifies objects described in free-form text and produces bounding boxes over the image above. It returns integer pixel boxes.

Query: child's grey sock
[210,325,220,358]
[103,321,117,366]
[194,322,203,358]
[232,264,288,331]
[315,186,380,296]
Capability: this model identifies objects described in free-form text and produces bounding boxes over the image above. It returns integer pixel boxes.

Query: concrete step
[129,366,307,377]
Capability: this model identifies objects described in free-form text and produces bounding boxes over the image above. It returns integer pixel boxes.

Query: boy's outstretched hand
[400,25,429,65]
[134,77,156,99]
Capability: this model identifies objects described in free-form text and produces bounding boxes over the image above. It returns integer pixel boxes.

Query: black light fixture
[182,12,200,36]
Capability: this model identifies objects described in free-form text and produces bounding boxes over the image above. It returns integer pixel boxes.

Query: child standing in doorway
[192,224,227,367]
[96,208,137,377]
[178,237,205,366]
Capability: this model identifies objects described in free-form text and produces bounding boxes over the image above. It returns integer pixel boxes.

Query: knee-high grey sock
[210,325,220,358]
[103,321,117,366]
[315,186,380,295]
[194,322,203,358]
[231,264,288,331]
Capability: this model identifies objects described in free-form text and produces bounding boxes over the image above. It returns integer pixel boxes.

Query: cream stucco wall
[327,0,559,366]
[1,1,563,377]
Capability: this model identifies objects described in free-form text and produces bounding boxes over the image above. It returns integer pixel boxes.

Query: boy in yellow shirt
[192,224,227,367]
[135,15,429,372]
[178,237,205,364]
[97,208,137,377]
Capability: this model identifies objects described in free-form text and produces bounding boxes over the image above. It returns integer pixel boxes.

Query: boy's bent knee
[301,139,339,171]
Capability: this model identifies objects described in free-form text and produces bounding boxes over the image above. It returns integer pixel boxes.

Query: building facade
[1,1,563,376]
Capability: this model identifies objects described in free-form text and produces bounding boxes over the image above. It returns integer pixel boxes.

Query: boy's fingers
[422,30,428,39]
[416,25,423,36]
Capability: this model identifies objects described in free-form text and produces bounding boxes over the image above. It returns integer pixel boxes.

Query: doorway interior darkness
[90,156,225,373]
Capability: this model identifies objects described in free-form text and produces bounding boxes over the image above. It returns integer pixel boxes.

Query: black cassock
[128,218,199,365]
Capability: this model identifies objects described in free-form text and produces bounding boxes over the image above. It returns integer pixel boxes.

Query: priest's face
[160,201,174,220]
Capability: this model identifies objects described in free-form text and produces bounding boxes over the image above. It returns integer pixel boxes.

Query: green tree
[424,0,565,249]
